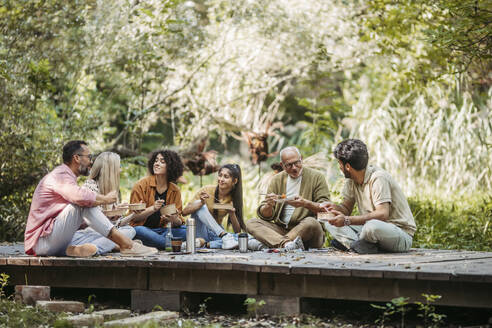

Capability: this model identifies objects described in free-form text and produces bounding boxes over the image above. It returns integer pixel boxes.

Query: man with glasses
[247,146,329,250]
[24,140,157,257]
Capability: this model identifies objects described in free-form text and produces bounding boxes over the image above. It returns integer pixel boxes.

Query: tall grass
[348,83,492,197]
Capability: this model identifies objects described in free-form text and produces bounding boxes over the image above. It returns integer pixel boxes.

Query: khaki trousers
[246,217,325,248]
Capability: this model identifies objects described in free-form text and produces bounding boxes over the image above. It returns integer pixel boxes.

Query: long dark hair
[214,164,245,231]
[147,150,184,183]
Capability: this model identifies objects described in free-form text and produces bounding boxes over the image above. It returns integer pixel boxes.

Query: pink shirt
[24,164,96,255]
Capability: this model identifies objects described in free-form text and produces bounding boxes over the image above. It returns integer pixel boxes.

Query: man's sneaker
[330,239,348,252]
[181,238,206,251]
[248,238,266,251]
[120,242,158,257]
[350,239,379,254]
[284,236,305,251]
[222,233,239,250]
[66,244,98,257]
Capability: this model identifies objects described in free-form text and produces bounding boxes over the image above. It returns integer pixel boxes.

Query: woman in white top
[69,152,136,255]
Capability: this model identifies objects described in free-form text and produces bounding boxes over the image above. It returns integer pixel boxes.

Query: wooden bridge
[1,243,491,315]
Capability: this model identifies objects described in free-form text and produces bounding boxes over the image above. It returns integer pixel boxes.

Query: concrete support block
[93,309,131,321]
[246,295,300,316]
[36,300,85,313]
[131,290,182,312]
[65,313,104,327]
[103,311,178,327]
[14,285,50,305]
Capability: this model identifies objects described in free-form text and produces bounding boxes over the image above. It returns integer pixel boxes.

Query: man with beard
[247,146,329,250]
[24,140,157,257]
[321,139,416,254]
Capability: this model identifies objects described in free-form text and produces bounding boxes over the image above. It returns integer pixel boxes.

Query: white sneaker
[181,238,206,251]
[221,233,238,250]
[284,236,305,251]
[120,242,158,257]
[248,238,266,251]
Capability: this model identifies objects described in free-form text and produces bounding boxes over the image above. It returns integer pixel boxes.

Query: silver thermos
[186,218,196,253]
[238,233,248,253]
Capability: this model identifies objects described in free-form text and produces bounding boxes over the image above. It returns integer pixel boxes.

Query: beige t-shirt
[342,165,416,236]
[192,185,232,227]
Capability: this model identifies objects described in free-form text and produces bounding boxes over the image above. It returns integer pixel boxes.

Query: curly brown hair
[148,150,184,183]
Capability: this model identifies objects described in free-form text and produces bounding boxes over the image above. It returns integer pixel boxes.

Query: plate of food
[274,194,296,203]
[160,204,177,216]
[128,203,146,211]
[317,212,335,222]
[212,203,234,210]
[103,208,127,217]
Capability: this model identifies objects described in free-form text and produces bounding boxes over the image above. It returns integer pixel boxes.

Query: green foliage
[410,195,492,251]
[415,294,447,328]
[372,294,446,328]
[371,297,410,328]
[198,296,212,315]
[244,297,266,318]
[0,273,69,328]
[0,273,8,299]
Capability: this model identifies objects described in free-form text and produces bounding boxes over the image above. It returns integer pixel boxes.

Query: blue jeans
[134,225,187,250]
[193,206,224,249]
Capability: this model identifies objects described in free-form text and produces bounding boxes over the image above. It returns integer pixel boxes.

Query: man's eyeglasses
[77,153,93,161]
[283,159,302,169]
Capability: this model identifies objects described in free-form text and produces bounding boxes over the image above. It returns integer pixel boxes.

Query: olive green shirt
[257,167,330,229]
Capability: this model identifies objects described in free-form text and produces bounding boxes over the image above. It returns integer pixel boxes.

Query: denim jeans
[192,205,224,249]
[134,225,187,249]
[192,205,255,249]
[71,225,136,255]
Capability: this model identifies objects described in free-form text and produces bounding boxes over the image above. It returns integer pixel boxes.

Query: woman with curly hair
[129,150,187,249]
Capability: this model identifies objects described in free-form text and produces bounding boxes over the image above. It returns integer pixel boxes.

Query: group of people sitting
[24,138,416,257]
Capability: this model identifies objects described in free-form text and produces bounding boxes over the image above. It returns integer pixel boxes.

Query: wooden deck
[1,243,491,313]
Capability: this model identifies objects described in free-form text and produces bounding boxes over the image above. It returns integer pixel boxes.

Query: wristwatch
[344,216,351,226]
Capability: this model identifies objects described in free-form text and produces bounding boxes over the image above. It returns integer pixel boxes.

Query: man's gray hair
[280,146,302,162]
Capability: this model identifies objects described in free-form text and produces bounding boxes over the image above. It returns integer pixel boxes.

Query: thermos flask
[238,233,248,253]
[186,218,196,253]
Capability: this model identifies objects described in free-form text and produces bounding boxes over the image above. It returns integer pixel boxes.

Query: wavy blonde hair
[89,152,121,207]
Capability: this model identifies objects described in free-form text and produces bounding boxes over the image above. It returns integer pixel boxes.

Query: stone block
[246,295,300,316]
[131,290,181,312]
[103,311,178,327]
[92,309,131,321]
[14,285,50,305]
[65,313,104,327]
[36,300,85,313]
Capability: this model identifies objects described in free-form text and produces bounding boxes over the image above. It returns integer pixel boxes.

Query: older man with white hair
[247,146,329,250]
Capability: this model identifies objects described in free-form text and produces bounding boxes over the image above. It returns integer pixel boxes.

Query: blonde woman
[69,152,136,255]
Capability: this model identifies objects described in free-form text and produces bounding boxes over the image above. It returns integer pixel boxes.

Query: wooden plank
[0,266,148,289]
[261,264,291,274]
[291,266,321,275]
[231,262,261,272]
[149,268,257,294]
[204,262,233,271]
[7,257,30,265]
[351,268,384,278]
[383,270,417,280]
